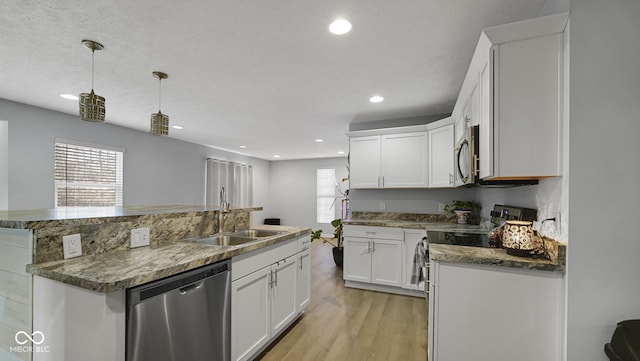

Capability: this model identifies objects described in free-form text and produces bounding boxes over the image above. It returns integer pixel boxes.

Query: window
[316,168,336,223]
[54,141,123,207]
[206,159,253,207]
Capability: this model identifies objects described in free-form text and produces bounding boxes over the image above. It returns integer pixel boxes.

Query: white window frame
[54,138,124,208]
[316,168,336,224]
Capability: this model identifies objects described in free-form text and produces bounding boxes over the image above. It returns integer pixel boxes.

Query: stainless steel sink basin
[230,229,285,238]
[182,229,286,247]
[183,234,255,246]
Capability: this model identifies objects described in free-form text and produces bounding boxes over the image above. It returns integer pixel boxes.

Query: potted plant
[443,200,482,224]
[311,218,344,268]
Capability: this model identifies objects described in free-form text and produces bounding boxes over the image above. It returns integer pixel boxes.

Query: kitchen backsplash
[31,208,252,263]
[350,211,454,223]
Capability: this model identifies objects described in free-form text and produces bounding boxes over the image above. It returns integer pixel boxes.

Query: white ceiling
[0,0,545,161]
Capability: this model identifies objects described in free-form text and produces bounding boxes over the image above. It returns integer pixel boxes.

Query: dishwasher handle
[179,281,203,295]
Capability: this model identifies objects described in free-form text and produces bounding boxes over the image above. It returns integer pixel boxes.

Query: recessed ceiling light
[329,19,352,35]
[315,139,324,143]
[369,95,384,103]
[171,125,184,130]
[239,145,247,149]
[273,155,281,158]
[338,151,345,155]
[60,93,78,100]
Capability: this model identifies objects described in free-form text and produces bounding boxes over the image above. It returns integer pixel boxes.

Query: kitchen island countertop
[26,225,311,293]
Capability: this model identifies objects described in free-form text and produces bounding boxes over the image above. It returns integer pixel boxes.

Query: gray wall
[0,121,7,210]
[0,99,272,224]
[562,0,640,360]
[269,157,348,234]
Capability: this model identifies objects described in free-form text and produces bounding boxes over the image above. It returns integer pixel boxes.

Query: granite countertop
[344,218,489,232]
[0,205,263,229]
[26,225,311,293]
[345,217,566,273]
[429,243,565,273]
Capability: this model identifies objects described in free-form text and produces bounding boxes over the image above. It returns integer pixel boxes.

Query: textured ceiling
[0,0,544,160]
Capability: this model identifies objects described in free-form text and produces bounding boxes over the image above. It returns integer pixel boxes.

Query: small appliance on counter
[489,204,537,225]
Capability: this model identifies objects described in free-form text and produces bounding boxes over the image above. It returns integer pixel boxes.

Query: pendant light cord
[91,48,95,91]
[158,77,162,113]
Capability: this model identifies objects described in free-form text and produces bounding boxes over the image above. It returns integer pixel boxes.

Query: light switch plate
[62,234,82,259]
[131,227,150,248]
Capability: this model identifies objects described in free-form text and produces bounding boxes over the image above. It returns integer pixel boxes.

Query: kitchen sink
[182,229,286,247]
[230,229,285,238]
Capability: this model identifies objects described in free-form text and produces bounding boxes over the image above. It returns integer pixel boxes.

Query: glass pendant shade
[150,71,169,136]
[79,40,105,122]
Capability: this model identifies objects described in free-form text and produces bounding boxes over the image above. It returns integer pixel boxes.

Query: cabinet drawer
[298,236,311,251]
[343,225,402,240]
[232,238,298,281]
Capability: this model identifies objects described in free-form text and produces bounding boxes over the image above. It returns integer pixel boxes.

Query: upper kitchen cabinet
[428,122,454,188]
[348,127,429,189]
[456,12,568,180]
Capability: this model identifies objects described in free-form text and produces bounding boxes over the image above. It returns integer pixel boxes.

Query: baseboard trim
[344,280,425,298]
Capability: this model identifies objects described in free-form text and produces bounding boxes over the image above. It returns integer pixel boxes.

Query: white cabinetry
[296,242,311,312]
[343,226,402,288]
[428,123,454,188]
[429,260,563,361]
[458,13,568,180]
[401,229,426,291]
[349,136,381,188]
[348,131,428,189]
[231,236,310,361]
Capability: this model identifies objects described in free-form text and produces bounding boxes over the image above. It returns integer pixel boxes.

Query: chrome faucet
[219,187,229,212]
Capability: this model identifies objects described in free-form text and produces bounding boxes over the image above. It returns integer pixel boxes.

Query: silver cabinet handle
[299,255,303,270]
[269,270,273,288]
[371,240,375,252]
[274,268,278,287]
[449,173,454,185]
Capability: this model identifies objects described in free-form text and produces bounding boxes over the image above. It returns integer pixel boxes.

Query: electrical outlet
[379,201,386,211]
[555,213,561,233]
[438,203,446,212]
[130,227,150,248]
[62,234,82,259]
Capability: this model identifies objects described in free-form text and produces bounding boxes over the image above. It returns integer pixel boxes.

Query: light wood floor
[257,241,428,361]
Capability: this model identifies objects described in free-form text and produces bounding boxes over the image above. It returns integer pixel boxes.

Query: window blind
[316,168,336,224]
[206,159,253,208]
[54,142,123,207]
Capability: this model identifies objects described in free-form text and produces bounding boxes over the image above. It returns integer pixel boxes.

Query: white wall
[269,157,348,234]
[0,99,271,223]
[0,121,7,210]
[564,0,640,360]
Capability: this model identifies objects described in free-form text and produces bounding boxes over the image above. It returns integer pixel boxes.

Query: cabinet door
[370,238,402,287]
[381,132,429,188]
[478,55,494,179]
[232,268,271,361]
[296,249,311,312]
[402,229,426,290]
[343,237,371,282]
[271,256,298,336]
[349,136,381,188]
[428,124,454,188]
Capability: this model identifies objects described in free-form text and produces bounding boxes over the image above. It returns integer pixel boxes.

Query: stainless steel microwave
[454,125,479,186]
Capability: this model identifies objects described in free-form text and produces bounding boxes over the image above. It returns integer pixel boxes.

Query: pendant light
[79,40,106,122]
[150,71,169,136]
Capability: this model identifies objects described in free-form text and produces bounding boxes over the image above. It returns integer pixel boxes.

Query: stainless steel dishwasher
[126,259,231,361]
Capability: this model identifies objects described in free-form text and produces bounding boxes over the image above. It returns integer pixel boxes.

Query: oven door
[454,125,479,186]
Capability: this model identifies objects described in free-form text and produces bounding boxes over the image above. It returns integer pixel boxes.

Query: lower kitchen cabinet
[296,248,311,311]
[429,260,563,361]
[343,226,403,289]
[231,236,310,361]
[232,267,271,361]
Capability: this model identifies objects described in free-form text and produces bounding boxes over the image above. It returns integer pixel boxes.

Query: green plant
[311,218,344,250]
[443,200,482,215]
